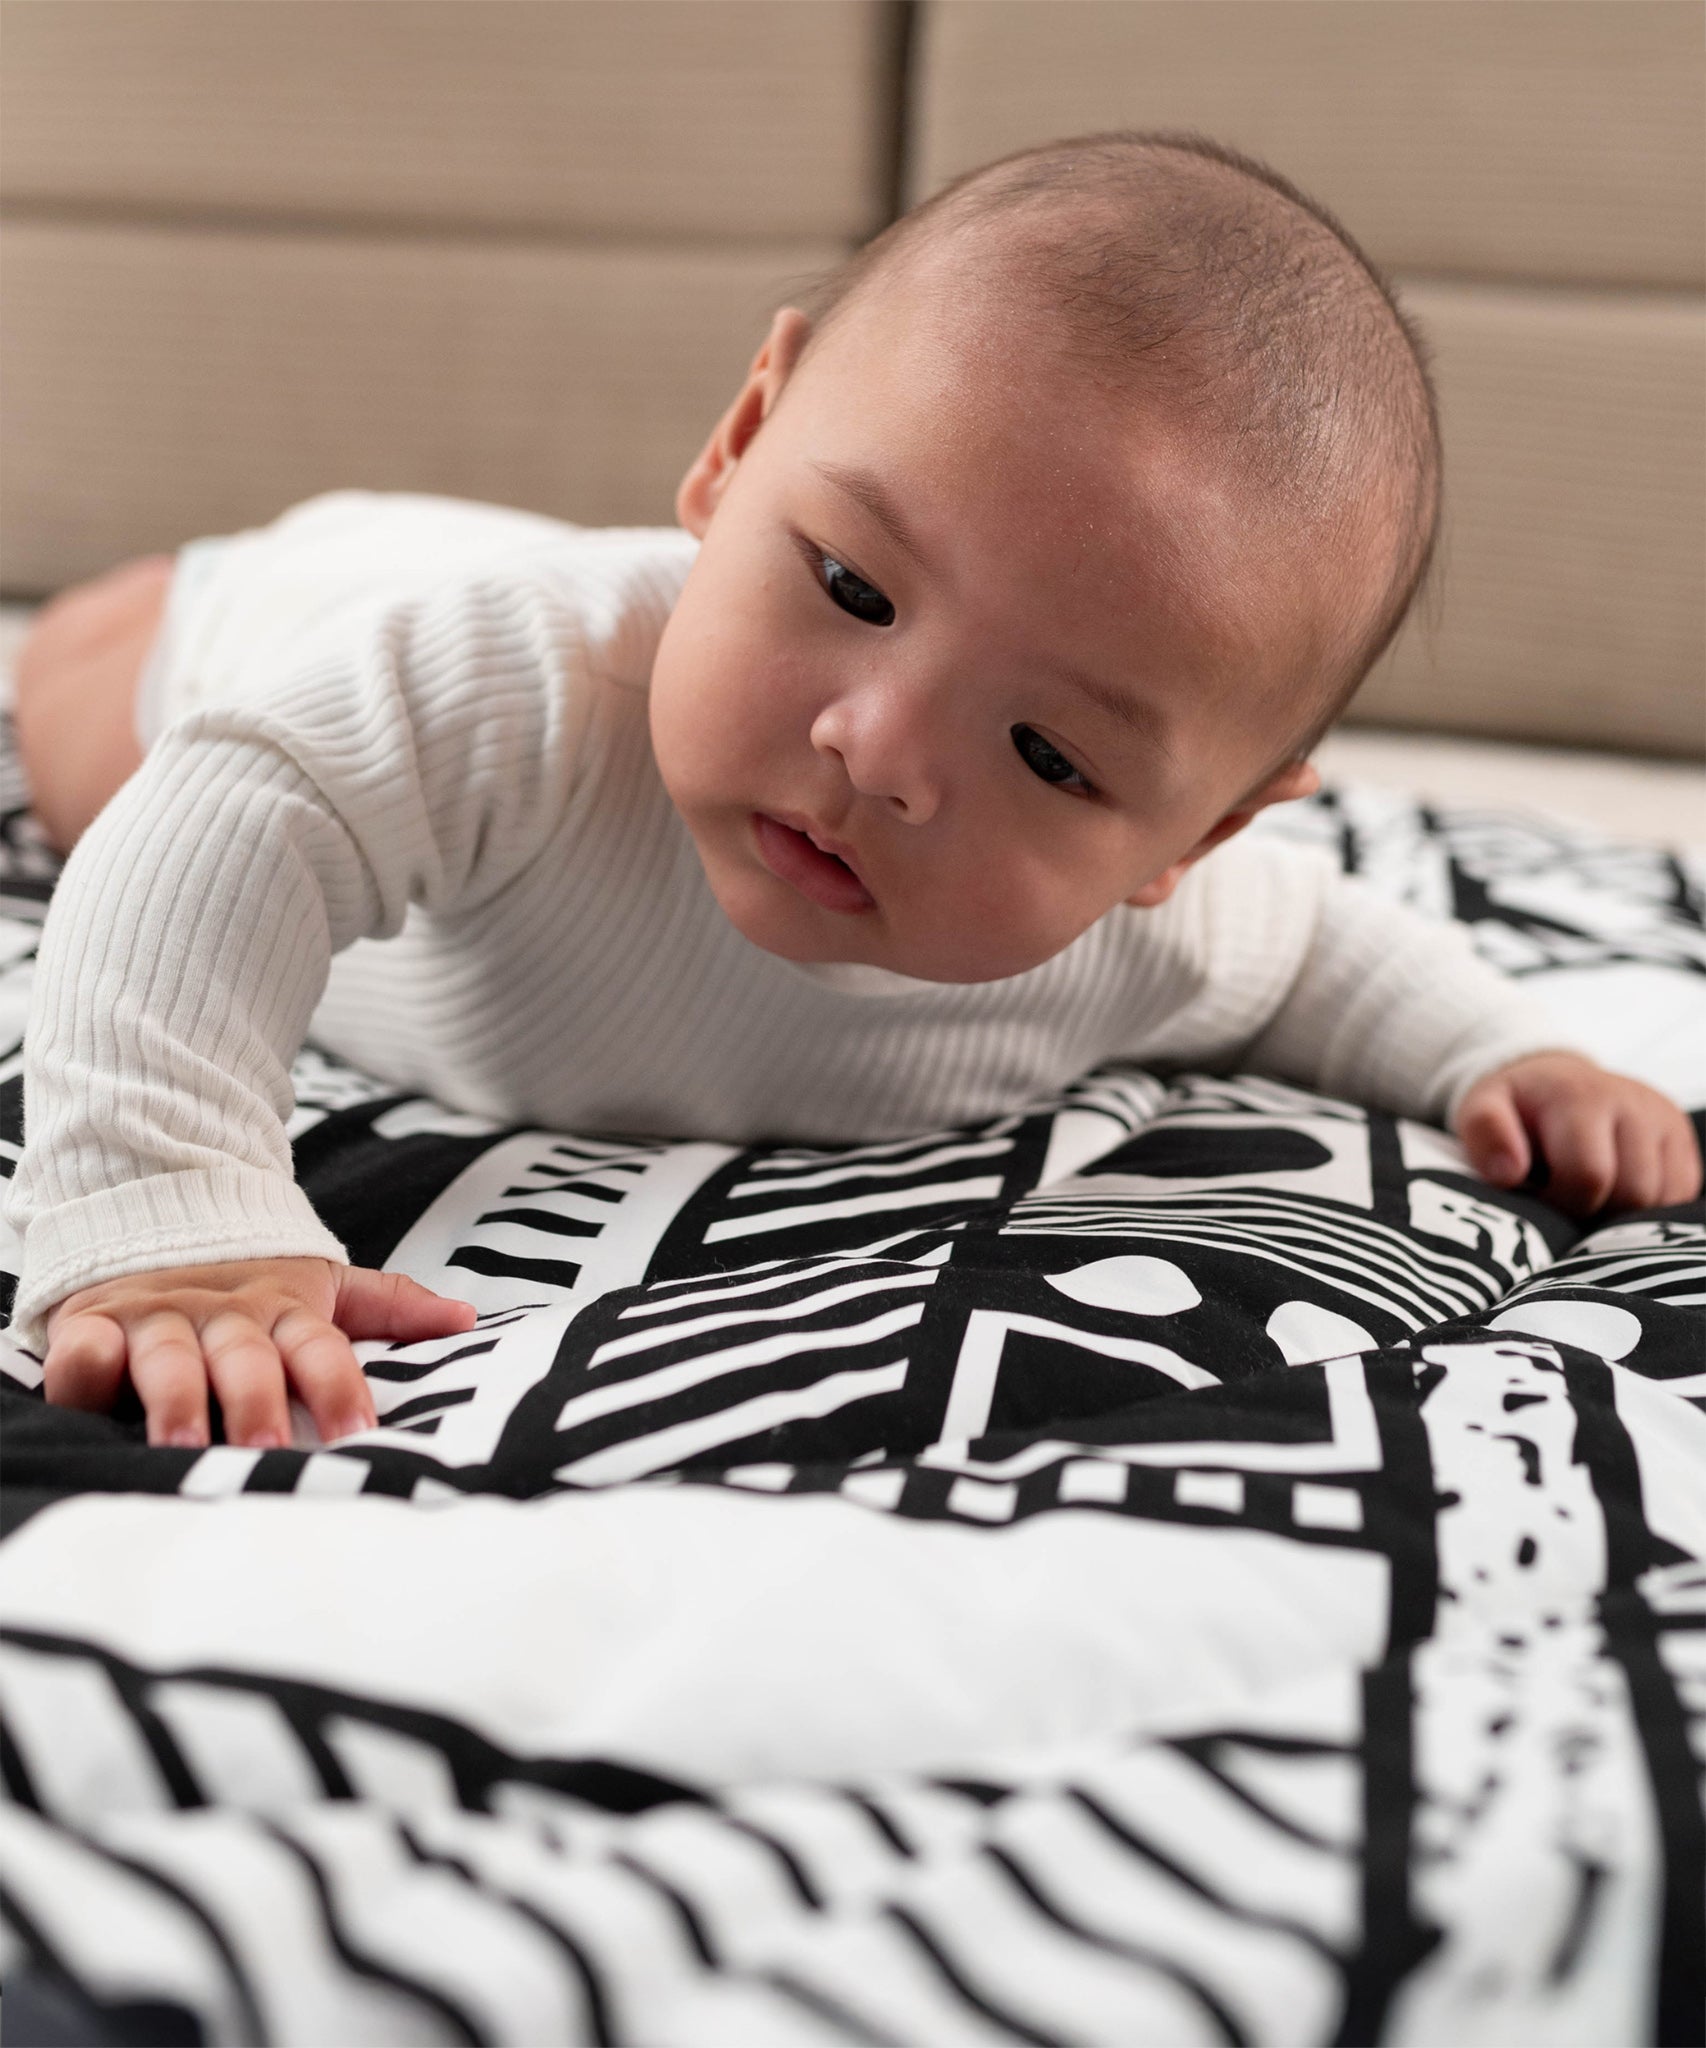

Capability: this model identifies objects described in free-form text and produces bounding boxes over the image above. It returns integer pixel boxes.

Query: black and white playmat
[2,720,1703,2047]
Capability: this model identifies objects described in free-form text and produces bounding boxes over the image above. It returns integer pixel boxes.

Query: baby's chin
[703,869,890,967]
[706,879,1055,985]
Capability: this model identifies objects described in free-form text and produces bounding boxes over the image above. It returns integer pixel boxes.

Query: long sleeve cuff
[1351,967,1593,1128]
[7,1167,348,1359]
[1241,872,1596,1127]
[1433,1021,1596,1128]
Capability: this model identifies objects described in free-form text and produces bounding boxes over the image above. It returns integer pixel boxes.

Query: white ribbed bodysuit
[5,492,1571,1352]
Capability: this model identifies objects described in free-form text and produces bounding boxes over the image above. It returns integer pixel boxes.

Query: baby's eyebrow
[1056,659,1173,756]
[808,459,931,574]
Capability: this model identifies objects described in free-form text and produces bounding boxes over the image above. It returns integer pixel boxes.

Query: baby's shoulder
[1183,829,1341,905]
[262,490,688,597]
[1107,830,1341,962]
[215,493,698,693]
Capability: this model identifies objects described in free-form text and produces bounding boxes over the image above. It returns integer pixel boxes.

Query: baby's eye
[1012,725,1096,797]
[819,554,895,627]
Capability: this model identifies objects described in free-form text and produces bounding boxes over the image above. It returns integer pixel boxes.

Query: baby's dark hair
[786,131,1442,761]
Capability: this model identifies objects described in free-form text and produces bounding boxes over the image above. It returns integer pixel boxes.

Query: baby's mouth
[751,813,876,915]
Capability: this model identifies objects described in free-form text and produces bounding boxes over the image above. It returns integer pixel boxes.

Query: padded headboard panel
[0,0,899,586]
[2,0,1700,756]
[908,0,1705,754]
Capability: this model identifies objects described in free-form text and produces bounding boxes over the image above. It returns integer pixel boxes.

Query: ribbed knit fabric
[5,492,1578,1353]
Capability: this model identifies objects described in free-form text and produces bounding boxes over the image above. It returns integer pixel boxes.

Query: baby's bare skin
[13,552,167,853]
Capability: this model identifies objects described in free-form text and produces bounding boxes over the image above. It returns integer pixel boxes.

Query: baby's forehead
[796,245,1404,631]
[844,177,1422,515]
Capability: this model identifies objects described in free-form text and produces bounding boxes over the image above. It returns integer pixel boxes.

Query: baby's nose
[809,693,943,825]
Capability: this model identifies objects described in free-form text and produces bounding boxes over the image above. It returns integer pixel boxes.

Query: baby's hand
[41,1256,479,1450]
[1455,1051,1703,1218]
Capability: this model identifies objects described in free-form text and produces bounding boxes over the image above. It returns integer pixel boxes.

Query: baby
[8,132,1698,1451]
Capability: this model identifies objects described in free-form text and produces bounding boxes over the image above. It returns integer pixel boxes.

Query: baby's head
[649,130,1439,982]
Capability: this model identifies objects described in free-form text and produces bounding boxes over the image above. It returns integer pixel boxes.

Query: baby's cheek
[927,872,1093,980]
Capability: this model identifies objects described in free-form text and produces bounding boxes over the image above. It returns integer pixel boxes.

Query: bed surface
[0,642,1703,2042]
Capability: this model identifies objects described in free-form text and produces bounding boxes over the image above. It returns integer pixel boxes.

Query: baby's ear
[1124,759,1321,909]
[676,308,813,535]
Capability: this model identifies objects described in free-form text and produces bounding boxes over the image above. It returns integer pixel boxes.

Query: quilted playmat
[2,717,1703,2047]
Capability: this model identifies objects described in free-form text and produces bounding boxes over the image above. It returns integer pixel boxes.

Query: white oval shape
[1047,1256,1202,1317]
[1267,1299,1377,1367]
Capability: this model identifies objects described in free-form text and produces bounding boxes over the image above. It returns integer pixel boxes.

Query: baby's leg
[12,554,172,853]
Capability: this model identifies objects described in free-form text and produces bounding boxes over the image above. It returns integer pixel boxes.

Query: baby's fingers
[1661,1121,1705,1205]
[42,1311,129,1413]
[126,1309,212,1449]
[1606,1111,1666,1215]
[273,1306,377,1444]
[200,1311,293,1450]
[332,1265,478,1344]
[1456,1081,1531,1187]
[1535,1098,1618,1217]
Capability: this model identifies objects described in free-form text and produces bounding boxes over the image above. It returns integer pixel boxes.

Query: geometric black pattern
[3,719,1703,2044]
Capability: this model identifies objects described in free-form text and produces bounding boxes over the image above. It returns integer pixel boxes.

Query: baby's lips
[752,811,877,914]
[766,807,871,889]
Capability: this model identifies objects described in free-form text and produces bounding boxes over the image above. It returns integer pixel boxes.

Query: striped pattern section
[1006,1189,1523,1332]
[552,1255,941,1484]
[0,1625,1364,2046]
[1498,1220,1706,1307]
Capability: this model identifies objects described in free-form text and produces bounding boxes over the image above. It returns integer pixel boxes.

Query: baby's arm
[1234,852,1701,1213]
[7,569,596,1438]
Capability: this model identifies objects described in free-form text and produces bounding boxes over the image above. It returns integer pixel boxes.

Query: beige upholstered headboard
[2,0,1701,757]
[0,2,898,575]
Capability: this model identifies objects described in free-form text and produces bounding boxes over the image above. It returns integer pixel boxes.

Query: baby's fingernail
[165,1427,206,1450]
[335,1413,374,1440]
[247,1429,287,1451]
